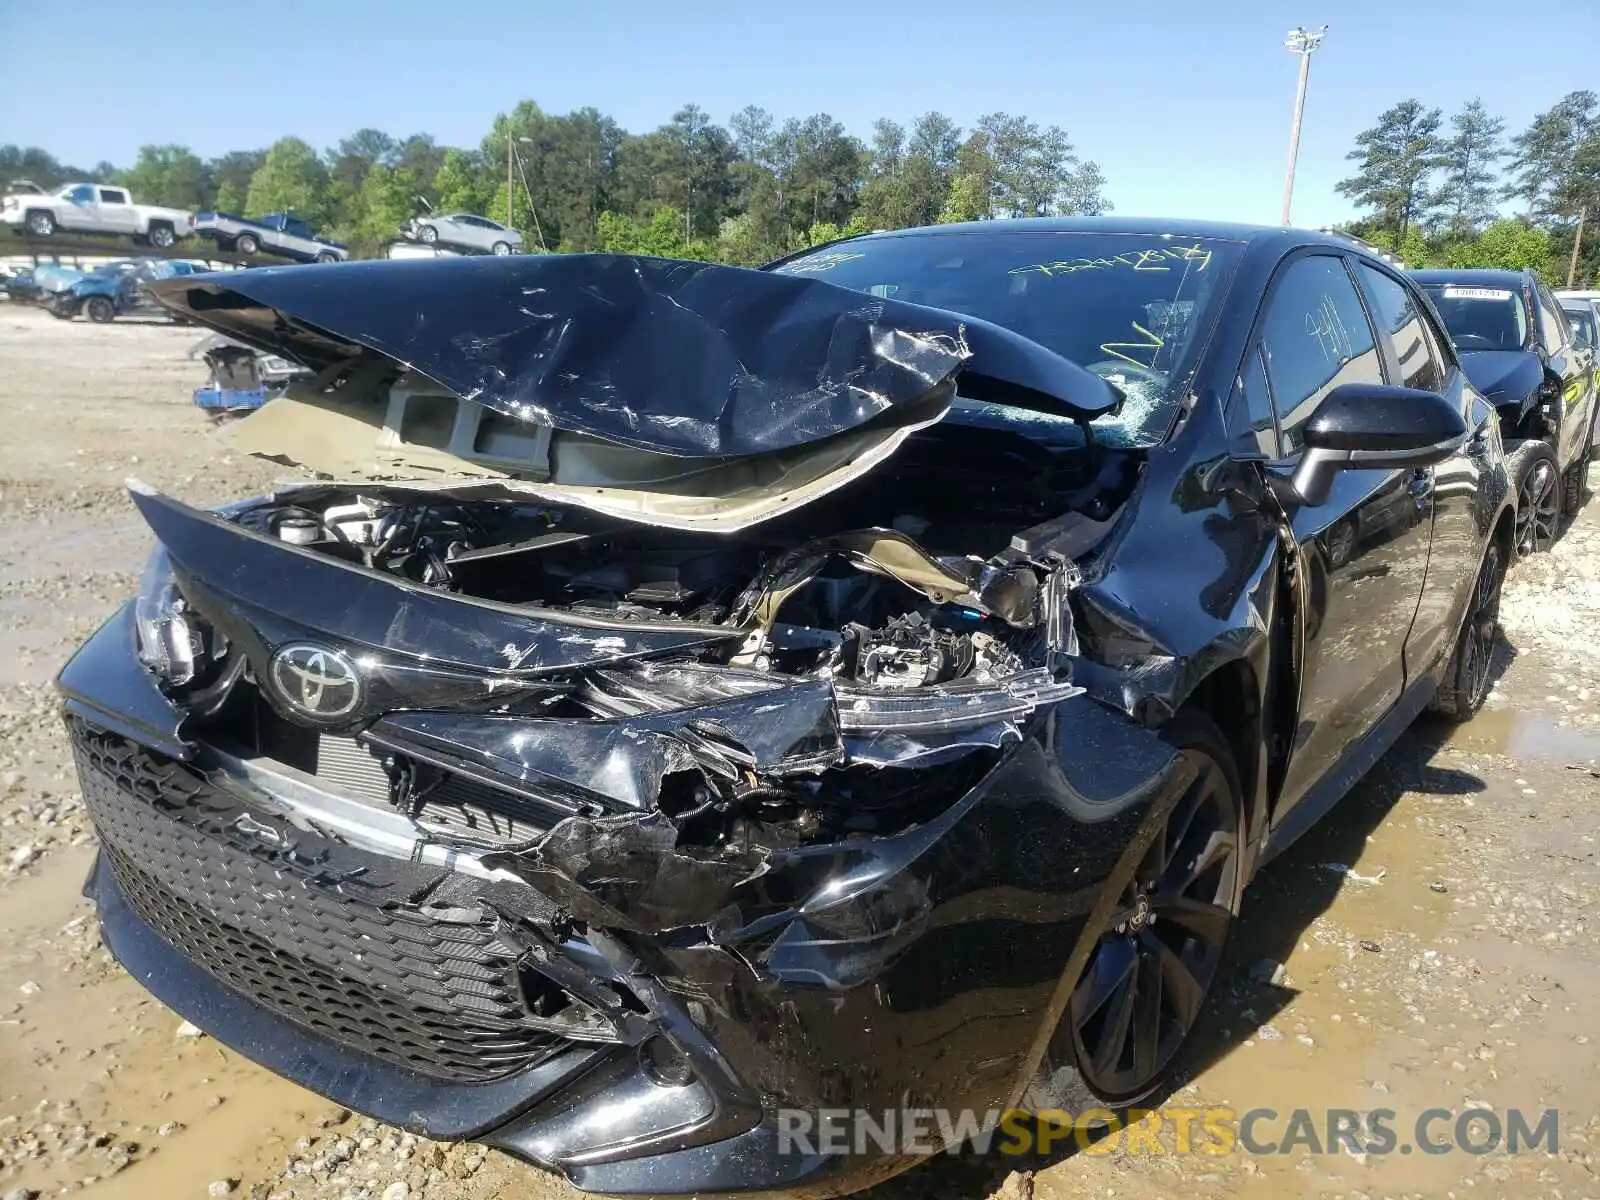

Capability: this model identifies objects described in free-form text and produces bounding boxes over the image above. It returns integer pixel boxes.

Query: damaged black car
[60,219,1515,1196]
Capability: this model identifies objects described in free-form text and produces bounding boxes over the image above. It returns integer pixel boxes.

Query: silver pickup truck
[191,211,348,263]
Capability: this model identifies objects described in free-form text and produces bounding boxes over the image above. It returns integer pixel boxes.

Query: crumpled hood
[144,253,1120,458]
[1458,349,1544,409]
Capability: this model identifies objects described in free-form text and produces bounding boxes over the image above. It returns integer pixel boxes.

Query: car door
[1249,252,1436,822]
[1535,283,1593,470]
[1354,260,1488,679]
[61,184,103,232]
[463,216,494,251]
[96,187,138,234]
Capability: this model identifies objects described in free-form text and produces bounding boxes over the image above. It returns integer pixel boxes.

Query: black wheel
[316,251,339,263]
[1040,712,1244,1108]
[419,224,438,245]
[25,210,56,237]
[83,295,116,324]
[148,223,175,248]
[492,240,512,255]
[1430,539,1504,721]
[235,232,260,255]
[1511,441,1561,557]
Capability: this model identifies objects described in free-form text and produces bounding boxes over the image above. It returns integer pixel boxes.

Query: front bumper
[61,606,1192,1196]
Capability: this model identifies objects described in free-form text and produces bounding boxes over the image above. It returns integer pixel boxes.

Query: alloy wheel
[1460,544,1502,710]
[1069,752,1240,1102]
[1514,457,1559,556]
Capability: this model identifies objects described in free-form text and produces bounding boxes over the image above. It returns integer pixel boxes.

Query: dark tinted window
[1358,264,1443,392]
[775,231,1244,447]
[99,188,129,204]
[1233,345,1279,457]
[1258,255,1383,453]
[1536,286,1569,351]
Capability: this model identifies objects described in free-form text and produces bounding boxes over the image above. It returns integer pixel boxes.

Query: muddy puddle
[0,847,338,1199]
[1449,706,1600,765]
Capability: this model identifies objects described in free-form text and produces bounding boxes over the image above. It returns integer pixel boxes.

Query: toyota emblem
[268,643,363,721]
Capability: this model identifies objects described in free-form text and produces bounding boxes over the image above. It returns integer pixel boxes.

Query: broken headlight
[133,546,208,686]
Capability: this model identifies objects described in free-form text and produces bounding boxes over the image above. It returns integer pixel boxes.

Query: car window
[1563,305,1596,349]
[99,188,129,204]
[67,185,95,203]
[1232,345,1279,457]
[1257,254,1384,453]
[1358,264,1444,393]
[1536,287,1569,352]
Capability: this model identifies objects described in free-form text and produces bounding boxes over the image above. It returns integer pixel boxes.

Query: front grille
[72,721,577,1084]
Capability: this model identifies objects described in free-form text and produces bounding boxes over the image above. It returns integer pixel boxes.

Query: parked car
[1560,295,1600,435]
[51,259,211,322]
[1413,269,1597,552]
[1,266,39,302]
[0,182,194,248]
[191,211,348,263]
[403,211,522,255]
[62,220,1515,1199]
[5,178,46,196]
[384,240,462,260]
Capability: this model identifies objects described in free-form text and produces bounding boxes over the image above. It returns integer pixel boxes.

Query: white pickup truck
[1,182,194,248]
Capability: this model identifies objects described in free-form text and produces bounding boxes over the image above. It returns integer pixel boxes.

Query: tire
[315,252,339,263]
[83,296,116,324]
[419,224,438,245]
[492,241,512,255]
[1029,710,1245,1111]
[147,222,175,249]
[25,210,56,237]
[235,232,260,256]
[1510,440,1562,557]
[1429,538,1505,721]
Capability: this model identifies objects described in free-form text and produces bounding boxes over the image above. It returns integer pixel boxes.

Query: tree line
[0,103,1111,263]
[1336,90,1599,285]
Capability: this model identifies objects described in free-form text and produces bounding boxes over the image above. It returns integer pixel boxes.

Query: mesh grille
[72,722,572,1083]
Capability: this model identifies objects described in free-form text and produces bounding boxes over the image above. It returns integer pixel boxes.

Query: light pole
[1280,24,1328,226]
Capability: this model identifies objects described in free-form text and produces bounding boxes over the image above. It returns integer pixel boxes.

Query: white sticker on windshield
[1441,286,1513,301]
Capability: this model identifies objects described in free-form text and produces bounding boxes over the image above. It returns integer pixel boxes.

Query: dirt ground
[0,303,1597,1200]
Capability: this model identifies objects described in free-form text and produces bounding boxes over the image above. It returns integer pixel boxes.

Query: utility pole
[1568,204,1587,288]
[1280,24,1328,226]
[507,130,515,228]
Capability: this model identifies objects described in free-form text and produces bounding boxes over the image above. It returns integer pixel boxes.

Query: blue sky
[3,0,1596,228]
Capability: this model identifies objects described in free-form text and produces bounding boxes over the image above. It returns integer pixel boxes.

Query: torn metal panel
[229,380,955,534]
[145,254,1121,458]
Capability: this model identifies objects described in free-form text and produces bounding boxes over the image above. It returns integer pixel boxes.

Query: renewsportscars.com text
[776,1106,1560,1158]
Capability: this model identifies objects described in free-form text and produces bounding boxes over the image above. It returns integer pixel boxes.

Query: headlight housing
[133,547,210,687]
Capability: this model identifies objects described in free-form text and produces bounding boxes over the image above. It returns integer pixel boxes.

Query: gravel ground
[0,304,1597,1200]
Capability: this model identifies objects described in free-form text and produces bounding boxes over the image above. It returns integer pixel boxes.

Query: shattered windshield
[774,230,1243,447]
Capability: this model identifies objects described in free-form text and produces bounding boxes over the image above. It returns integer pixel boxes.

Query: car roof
[1410,268,1533,287]
[848,215,1362,250]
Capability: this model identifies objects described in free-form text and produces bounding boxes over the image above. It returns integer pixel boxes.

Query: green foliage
[245,137,330,228]
[1336,99,1445,241]
[938,174,988,224]
[431,150,491,219]
[596,206,714,260]
[15,101,1122,261]
[1437,100,1504,234]
[118,145,210,210]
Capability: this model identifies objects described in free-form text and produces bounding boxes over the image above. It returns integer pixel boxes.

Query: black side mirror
[1290,382,1468,506]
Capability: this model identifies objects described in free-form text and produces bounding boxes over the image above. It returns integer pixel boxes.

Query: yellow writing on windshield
[1099,322,1165,369]
[1010,244,1213,278]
